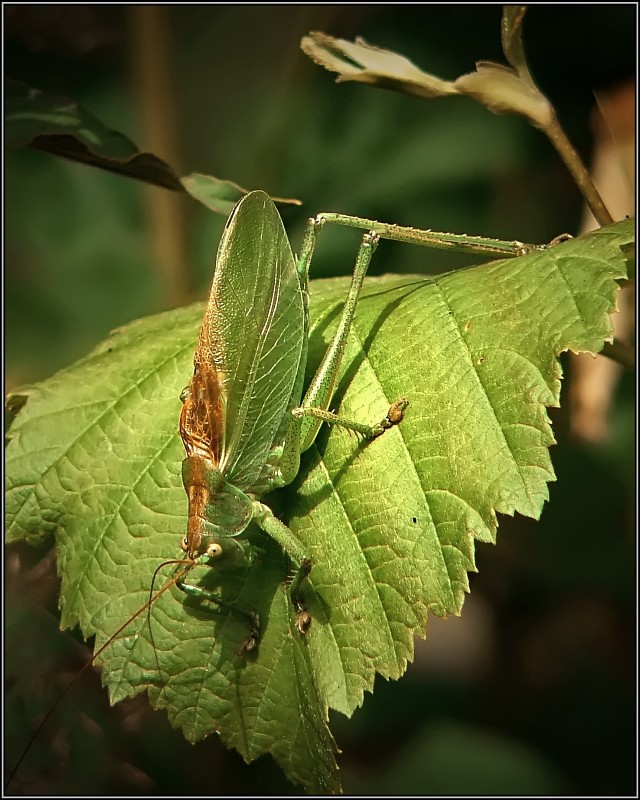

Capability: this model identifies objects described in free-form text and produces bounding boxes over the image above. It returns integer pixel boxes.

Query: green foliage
[5,219,631,793]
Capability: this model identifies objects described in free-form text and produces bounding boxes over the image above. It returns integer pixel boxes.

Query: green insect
[7,190,544,787]
[175,189,409,648]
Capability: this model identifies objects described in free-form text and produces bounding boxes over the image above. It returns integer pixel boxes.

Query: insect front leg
[175,544,261,656]
[252,501,312,635]
[175,577,261,656]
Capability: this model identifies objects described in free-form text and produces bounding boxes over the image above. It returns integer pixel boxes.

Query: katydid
[174,189,411,644]
[173,189,546,645]
[7,190,546,787]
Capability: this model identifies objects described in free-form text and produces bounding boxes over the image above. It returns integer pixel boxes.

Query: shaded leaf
[5,78,183,191]
[5,79,300,212]
[5,218,632,792]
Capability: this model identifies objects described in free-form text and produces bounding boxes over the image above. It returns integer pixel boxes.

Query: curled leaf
[501,5,534,85]
[455,62,552,128]
[301,32,458,99]
[5,79,300,213]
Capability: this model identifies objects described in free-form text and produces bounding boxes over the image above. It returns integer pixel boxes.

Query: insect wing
[196,190,305,488]
[180,365,224,463]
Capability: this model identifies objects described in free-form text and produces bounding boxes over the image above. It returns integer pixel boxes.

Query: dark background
[4,5,636,795]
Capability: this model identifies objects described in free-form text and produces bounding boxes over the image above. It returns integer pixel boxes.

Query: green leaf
[181,173,301,216]
[5,219,632,793]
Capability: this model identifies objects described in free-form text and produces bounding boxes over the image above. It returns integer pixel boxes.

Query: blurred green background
[4,5,635,795]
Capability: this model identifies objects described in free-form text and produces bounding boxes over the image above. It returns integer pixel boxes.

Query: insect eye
[180,387,190,403]
[207,542,223,559]
[180,537,189,552]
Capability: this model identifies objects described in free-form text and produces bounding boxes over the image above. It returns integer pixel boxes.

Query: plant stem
[543,113,614,228]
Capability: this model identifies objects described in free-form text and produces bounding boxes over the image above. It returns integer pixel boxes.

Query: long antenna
[5,562,191,790]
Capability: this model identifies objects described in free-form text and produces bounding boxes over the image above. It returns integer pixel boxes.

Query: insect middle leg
[280,230,408,487]
[252,501,312,634]
[292,396,409,438]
